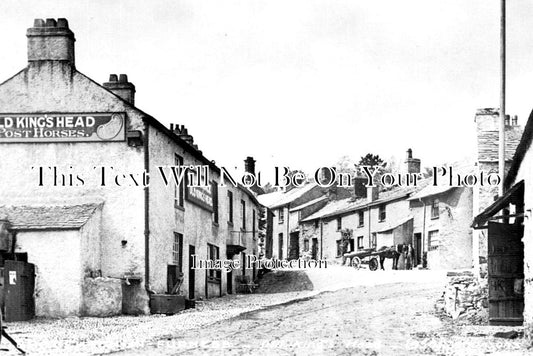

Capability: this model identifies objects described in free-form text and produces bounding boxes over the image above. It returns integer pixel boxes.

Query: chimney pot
[34,19,45,27]
[57,18,69,28]
[406,148,412,159]
[109,74,118,82]
[45,18,57,27]
[119,74,128,83]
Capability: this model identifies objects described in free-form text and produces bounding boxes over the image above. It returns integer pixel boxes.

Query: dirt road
[112,278,529,356]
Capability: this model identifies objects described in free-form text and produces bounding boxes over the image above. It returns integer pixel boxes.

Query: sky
[1,0,533,177]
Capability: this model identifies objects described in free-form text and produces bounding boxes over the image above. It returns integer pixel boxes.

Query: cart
[343,246,397,271]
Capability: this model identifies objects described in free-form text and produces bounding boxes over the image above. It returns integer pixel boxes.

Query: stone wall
[436,270,488,324]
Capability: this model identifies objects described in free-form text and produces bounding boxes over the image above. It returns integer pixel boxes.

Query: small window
[278,208,284,224]
[314,220,319,229]
[431,199,439,219]
[241,200,246,230]
[357,236,364,250]
[378,205,386,222]
[358,211,364,227]
[337,217,342,231]
[304,239,309,251]
[227,191,233,224]
[207,243,221,280]
[174,154,184,208]
[428,230,440,250]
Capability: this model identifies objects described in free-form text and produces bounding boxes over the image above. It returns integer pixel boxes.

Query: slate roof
[477,129,523,162]
[257,183,318,209]
[375,216,413,233]
[0,203,102,230]
[289,196,328,212]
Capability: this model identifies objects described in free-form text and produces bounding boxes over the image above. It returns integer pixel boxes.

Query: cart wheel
[352,257,362,269]
[369,258,379,271]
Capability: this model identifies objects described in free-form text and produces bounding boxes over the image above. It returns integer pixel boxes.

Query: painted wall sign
[186,186,213,212]
[0,113,126,142]
[185,169,213,212]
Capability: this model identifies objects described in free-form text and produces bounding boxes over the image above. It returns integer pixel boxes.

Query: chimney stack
[367,186,379,203]
[103,74,136,105]
[244,156,256,175]
[404,148,421,174]
[27,18,75,65]
[352,176,367,199]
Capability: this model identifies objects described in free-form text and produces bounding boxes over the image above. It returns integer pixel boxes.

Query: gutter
[143,121,153,294]
[419,197,426,265]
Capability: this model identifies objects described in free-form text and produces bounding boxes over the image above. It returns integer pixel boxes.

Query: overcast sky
[1,0,533,176]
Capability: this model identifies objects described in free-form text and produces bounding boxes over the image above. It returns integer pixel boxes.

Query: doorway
[289,232,299,260]
[414,233,422,266]
[188,245,195,299]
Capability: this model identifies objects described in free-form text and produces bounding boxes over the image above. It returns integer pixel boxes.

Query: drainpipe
[368,206,371,248]
[419,197,426,266]
[286,204,290,260]
[320,219,323,259]
[143,121,153,293]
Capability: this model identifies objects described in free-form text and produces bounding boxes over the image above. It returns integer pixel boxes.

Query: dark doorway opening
[414,233,422,266]
[188,245,195,299]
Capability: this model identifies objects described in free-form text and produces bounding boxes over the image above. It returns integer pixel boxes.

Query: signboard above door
[0,113,126,142]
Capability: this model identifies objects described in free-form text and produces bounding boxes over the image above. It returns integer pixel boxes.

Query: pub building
[0,18,261,319]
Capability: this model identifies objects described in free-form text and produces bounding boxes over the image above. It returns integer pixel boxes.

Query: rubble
[435,270,488,324]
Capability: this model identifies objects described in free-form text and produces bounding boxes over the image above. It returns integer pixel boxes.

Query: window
[241,200,246,230]
[207,244,221,280]
[212,181,219,224]
[173,233,183,272]
[431,199,439,219]
[428,230,440,250]
[357,236,364,250]
[252,209,256,238]
[278,233,283,259]
[278,208,284,224]
[358,211,364,227]
[304,239,309,251]
[337,217,342,231]
[227,191,233,224]
[174,154,184,208]
[314,220,319,229]
[378,205,386,222]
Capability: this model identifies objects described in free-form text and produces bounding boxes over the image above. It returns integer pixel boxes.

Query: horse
[377,245,405,270]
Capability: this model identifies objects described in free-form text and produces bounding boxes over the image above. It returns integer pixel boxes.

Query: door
[289,232,299,260]
[188,245,195,299]
[4,260,35,322]
[311,238,318,260]
[414,233,422,266]
[227,270,233,294]
[487,222,524,325]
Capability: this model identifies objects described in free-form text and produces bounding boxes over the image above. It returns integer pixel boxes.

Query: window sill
[227,221,234,227]
[174,205,185,212]
[430,216,439,220]
[212,222,219,228]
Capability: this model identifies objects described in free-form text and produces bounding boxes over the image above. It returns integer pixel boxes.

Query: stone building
[472,108,522,274]
[472,108,533,331]
[257,183,329,260]
[0,18,261,318]
[300,150,474,270]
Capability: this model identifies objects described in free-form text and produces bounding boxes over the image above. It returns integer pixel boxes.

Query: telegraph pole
[499,0,506,196]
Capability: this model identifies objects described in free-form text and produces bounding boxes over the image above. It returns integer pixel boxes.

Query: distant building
[300,150,474,270]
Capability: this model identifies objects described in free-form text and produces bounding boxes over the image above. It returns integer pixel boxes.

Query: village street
[0,266,530,355]
[113,268,529,356]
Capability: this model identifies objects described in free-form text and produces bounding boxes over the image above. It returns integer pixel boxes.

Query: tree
[357,153,384,167]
